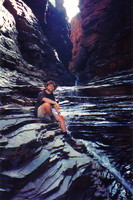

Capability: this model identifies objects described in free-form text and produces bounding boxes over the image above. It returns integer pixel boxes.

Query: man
[35,80,67,135]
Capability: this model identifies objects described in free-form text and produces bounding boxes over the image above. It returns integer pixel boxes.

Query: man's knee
[42,102,51,108]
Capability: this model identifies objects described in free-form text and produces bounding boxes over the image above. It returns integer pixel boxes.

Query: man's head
[45,80,57,92]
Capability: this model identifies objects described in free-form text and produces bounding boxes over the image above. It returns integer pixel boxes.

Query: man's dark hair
[45,80,57,90]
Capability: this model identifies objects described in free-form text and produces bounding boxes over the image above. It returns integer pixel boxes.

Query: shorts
[37,105,58,118]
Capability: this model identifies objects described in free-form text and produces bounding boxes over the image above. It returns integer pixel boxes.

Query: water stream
[56,72,133,199]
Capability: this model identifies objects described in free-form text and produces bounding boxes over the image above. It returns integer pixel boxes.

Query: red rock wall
[69,0,132,82]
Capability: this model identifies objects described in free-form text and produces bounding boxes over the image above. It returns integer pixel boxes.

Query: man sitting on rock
[35,80,67,136]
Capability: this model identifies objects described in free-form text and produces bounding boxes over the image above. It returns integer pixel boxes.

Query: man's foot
[62,131,70,138]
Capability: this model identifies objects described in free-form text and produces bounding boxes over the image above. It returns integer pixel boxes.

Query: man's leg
[40,103,67,133]
[54,115,67,132]
[40,102,53,116]
[37,105,46,118]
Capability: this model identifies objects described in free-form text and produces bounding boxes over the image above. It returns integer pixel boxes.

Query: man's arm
[42,97,56,105]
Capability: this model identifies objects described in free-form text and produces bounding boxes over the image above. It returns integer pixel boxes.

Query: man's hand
[54,103,60,113]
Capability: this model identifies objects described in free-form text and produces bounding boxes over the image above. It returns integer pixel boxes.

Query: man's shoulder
[38,90,46,98]
[38,90,46,95]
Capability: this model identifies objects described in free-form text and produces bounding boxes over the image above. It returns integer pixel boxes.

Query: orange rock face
[69,14,83,72]
[69,0,132,83]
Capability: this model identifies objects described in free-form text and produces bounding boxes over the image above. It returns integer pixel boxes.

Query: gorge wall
[0,0,74,106]
[22,0,72,68]
[1,0,131,90]
[69,0,132,83]
[0,1,133,199]
[0,0,73,88]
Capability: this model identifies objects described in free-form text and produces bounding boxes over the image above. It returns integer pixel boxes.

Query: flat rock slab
[2,148,50,179]
[5,123,43,148]
[0,117,35,133]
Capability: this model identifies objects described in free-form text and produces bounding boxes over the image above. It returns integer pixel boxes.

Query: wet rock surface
[0,70,133,199]
[0,108,109,200]
[58,70,133,199]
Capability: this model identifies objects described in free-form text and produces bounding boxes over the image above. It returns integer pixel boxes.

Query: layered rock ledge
[0,103,110,200]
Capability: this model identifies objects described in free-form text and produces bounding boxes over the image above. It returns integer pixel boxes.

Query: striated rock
[0,1,132,199]
[0,73,133,199]
[1,0,73,86]
[0,114,110,200]
[69,0,132,83]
